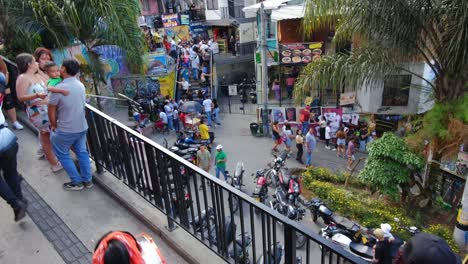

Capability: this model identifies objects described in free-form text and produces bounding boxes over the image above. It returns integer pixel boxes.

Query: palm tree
[294,0,468,248]
[0,0,145,106]
[294,0,468,104]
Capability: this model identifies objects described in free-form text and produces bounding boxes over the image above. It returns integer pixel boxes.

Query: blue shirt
[48,77,88,133]
[305,132,316,151]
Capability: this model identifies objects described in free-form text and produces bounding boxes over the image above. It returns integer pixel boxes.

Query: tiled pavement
[22,180,92,264]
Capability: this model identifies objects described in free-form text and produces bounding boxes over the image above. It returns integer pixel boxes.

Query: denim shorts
[337,138,346,146]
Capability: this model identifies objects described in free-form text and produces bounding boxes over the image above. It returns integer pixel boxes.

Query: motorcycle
[270,188,307,249]
[256,242,303,264]
[228,162,245,214]
[169,145,197,164]
[248,77,257,104]
[252,169,269,214]
[306,198,335,225]
[265,151,289,187]
[228,233,252,264]
[239,78,248,104]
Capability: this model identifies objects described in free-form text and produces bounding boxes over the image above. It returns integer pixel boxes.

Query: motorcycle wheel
[296,233,307,249]
[229,195,239,214]
[312,209,318,222]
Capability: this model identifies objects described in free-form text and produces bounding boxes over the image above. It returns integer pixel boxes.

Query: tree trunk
[434,73,467,102]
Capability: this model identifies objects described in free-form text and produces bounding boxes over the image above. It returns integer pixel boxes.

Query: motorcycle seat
[349,242,373,260]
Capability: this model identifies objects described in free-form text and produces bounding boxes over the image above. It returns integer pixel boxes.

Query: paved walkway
[0,127,186,264]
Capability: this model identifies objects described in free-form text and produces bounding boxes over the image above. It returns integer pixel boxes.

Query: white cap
[380,223,392,237]
[216,144,223,150]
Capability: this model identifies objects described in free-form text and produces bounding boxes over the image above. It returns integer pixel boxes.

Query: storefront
[203,20,239,54]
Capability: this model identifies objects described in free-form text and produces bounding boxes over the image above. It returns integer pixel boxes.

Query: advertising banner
[339,92,356,105]
[162,14,179,28]
[279,42,323,65]
[180,14,190,25]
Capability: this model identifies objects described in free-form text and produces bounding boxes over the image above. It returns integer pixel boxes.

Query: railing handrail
[85,103,367,263]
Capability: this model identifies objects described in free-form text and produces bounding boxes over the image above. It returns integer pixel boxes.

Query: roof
[271,3,305,21]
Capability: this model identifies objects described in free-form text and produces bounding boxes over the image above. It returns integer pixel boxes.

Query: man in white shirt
[191,55,200,80]
[202,95,213,126]
[163,100,174,131]
[159,110,168,125]
[177,78,191,95]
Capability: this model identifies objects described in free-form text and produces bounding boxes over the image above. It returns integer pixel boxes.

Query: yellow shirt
[199,124,210,140]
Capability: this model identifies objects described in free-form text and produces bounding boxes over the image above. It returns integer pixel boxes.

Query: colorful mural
[51,44,128,96]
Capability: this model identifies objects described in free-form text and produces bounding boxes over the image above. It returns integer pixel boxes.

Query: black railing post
[86,110,104,174]
[154,149,177,231]
[284,225,297,264]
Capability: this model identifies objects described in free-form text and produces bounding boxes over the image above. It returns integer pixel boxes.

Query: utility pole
[260,3,270,137]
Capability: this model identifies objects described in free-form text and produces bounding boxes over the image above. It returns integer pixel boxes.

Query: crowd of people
[0,47,93,223]
[272,105,377,170]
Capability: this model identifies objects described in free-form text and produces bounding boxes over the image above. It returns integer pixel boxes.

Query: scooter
[252,169,269,214]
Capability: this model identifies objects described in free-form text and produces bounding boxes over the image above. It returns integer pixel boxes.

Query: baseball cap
[402,233,461,264]
[216,145,223,150]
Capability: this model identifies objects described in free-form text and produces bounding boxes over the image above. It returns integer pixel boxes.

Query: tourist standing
[212,99,221,125]
[347,137,357,170]
[229,35,236,56]
[196,145,211,172]
[336,128,347,158]
[359,124,369,152]
[173,106,180,132]
[295,129,304,164]
[215,145,228,181]
[271,121,282,152]
[0,72,26,221]
[0,57,24,130]
[48,59,92,191]
[271,79,281,101]
[305,127,317,167]
[191,54,200,80]
[286,75,295,99]
[299,106,311,135]
[282,123,294,153]
[319,116,326,141]
[177,77,191,96]
[202,95,213,127]
[15,53,62,171]
[163,100,174,131]
[325,121,332,149]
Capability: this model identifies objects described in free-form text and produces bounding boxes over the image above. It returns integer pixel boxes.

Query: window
[141,0,150,11]
[206,0,218,10]
[381,75,411,106]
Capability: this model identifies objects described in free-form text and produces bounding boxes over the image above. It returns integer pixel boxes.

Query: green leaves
[358,133,424,200]
[1,0,145,72]
[298,0,468,103]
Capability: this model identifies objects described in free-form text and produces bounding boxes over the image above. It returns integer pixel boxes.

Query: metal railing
[3,54,365,264]
[85,104,366,264]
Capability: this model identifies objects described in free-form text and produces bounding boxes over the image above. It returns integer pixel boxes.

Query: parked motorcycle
[239,78,248,104]
[228,162,245,214]
[265,151,289,187]
[252,169,269,214]
[228,233,252,264]
[169,145,197,164]
[270,188,307,248]
[256,242,303,264]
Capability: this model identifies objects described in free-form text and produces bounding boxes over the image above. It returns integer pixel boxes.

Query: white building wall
[205,0,228,20]
[355,62,433,115]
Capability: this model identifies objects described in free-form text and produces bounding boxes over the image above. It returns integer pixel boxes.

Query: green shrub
[304,179,459,252]
[303,166,368,189]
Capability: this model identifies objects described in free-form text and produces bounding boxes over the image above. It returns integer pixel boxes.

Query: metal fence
[85,104,366,264]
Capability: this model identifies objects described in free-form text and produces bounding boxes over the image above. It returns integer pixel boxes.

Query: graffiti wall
[52,44,128,96]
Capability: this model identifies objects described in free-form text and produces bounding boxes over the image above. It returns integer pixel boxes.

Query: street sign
[228,85,238,96]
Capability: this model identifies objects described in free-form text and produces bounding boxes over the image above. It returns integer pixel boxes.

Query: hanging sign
[228,85,238,96]
[280,42,323,65]
[339,92,356,105]
[162,14,179,28]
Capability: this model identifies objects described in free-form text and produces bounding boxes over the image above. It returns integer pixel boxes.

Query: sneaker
[83,181,94,189]
[13,121,24,130]
[13,202,27,222]
[3,122,8,127]
[332,148,337,151]
[325,146,331,150]
[63,182,84,191]
[51,162,63,172]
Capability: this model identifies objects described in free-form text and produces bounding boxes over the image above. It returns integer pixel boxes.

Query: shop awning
[203,19,238,27]
[242,0,292,12]
[271,3,305,21]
